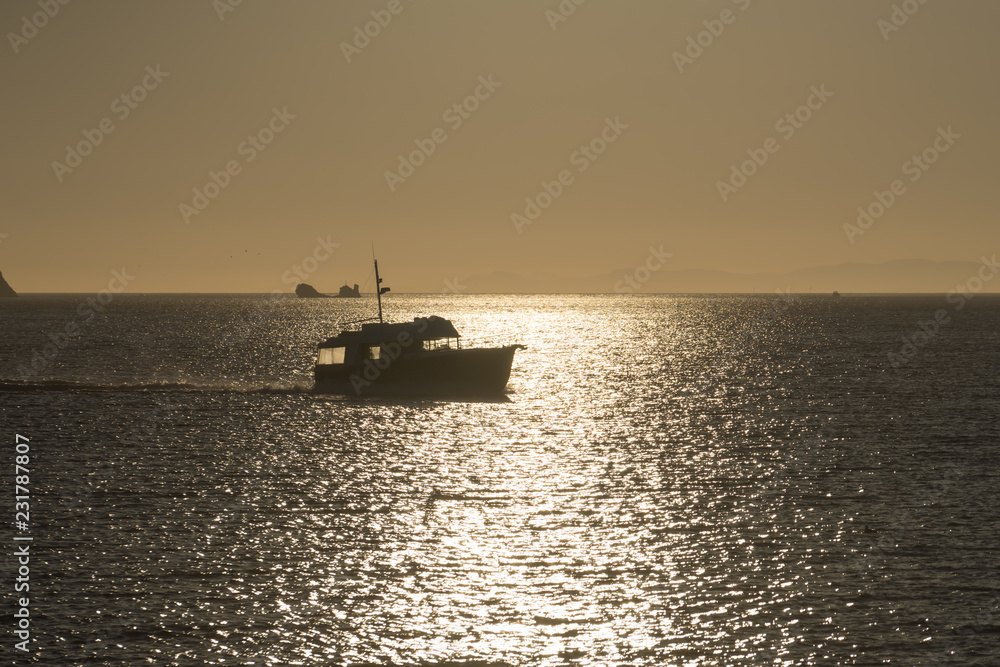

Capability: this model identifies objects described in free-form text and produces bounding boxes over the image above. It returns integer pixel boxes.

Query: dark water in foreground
[1,294,999,666]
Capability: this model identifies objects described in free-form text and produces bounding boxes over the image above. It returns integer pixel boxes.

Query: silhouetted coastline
[0,270,16,297]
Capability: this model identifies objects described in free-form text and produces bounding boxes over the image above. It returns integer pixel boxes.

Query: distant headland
[0,270,16,297]
[295,283,361,298]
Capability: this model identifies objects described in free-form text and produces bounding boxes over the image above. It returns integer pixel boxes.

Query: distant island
[337,283,361,298]
[0,270,16,297]
[295,283,327,298]
[295,283,361,298]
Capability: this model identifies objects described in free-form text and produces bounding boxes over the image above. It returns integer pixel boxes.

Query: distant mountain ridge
[455,258,999,294]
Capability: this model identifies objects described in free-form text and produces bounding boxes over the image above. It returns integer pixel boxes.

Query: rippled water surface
[1,294,999,666]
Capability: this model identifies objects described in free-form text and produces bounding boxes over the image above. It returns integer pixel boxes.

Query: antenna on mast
[372,244,390,324]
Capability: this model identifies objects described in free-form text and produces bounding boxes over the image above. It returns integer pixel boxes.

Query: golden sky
[2,0,998,292]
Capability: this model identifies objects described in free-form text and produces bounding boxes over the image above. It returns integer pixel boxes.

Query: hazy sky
[2,0,998,292]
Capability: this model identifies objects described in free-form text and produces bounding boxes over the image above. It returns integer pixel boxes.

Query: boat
[314,259,525,396]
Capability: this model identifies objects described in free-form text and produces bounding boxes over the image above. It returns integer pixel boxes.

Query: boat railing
[457,333,525,350]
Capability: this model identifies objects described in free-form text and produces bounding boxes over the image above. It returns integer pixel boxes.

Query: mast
[374,258,390,324]
[372,243,390,324]
[375,259,384,323]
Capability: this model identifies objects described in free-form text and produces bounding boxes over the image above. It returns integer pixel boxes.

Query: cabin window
[319,347,345,365]
[370,346,381,360]
[422,338,455,351]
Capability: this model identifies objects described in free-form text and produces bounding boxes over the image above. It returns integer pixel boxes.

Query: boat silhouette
[313,258,524,396]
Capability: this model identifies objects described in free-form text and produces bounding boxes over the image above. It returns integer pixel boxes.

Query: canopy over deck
[321,316,460,347]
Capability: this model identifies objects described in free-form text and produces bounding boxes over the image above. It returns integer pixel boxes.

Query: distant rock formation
[295,283,328,298]
[0,271,16,297]
[338,283,360,298]
[296,282,361,298]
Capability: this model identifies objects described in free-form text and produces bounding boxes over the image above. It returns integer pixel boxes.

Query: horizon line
[8,291,1000,297]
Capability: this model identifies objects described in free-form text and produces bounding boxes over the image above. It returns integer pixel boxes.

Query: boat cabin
[317,316,462,367]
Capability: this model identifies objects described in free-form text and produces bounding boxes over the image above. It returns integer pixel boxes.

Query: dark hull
[314,346,520,396]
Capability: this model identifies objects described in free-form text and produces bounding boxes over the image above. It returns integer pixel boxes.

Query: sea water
[1,294,998,665]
